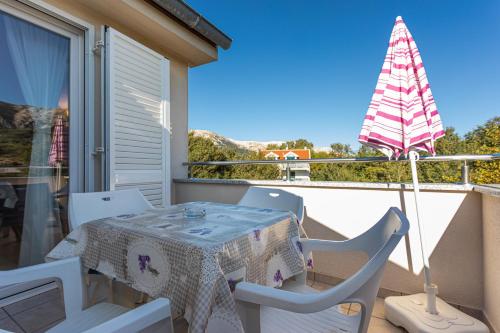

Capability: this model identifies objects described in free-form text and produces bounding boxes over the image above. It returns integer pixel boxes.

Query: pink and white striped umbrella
[359,16,445,158]
[48,115,67,167]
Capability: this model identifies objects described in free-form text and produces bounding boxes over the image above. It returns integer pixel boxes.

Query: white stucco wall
[482,193,500,332]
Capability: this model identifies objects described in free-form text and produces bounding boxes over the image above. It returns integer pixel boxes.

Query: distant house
[261,149,311,181]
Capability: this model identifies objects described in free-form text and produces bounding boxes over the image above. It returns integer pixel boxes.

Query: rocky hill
[190,129,285,152]
[190,129,333,153]
[0,101,67,129]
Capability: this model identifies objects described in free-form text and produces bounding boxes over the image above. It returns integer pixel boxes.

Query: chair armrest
[0,257,83,318]
[236,235,401,314]
[235,282,345,314]
[84,298,173,333]
[301,238,368,256]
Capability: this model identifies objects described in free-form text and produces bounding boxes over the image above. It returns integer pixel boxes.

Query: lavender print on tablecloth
[307,258,314,269]
[227,278,237,293]
[296,240,303,253]
[138,255,151,273]
[274,269,284,284]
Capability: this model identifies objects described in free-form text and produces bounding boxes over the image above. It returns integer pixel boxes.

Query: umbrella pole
[409,151,438,314]
[56,163,62,191]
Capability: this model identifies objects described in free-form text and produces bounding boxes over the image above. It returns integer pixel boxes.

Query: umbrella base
[385,293,489,333]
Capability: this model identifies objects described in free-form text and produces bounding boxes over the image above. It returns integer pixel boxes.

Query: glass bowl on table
[183,207,206,219]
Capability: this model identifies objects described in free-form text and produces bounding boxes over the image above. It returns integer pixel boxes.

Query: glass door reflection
[0,10,70,268]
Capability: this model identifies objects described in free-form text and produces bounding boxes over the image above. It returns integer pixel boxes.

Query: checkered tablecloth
[47,201,306,333]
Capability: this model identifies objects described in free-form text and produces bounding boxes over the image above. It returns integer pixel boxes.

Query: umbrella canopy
[48,115,67,167]
[359,16,445,158]
[359,15,446,315]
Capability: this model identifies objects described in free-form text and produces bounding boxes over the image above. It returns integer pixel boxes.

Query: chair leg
[1,227,9,238]
[237,300,261,333]
[299,225,309,238]
[135,292,147,304]
[85,274,112,305]
[108,279,114,303]
[83,273,90,307]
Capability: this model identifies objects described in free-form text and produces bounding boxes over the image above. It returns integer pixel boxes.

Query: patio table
[46,201,306,333]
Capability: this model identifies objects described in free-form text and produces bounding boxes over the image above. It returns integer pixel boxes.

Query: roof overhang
[55,0,227,66]
[148,0,232,50]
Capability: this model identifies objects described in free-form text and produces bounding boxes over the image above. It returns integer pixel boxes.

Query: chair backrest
[0,257,84,320]
[314,207,409,332]
[68,189,153,231]
[238,187,304,224]
[354,207,409,259]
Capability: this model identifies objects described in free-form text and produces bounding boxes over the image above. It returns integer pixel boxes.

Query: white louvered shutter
[104,27,170,207]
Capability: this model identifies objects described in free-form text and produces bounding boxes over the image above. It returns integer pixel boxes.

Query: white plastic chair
[0,257,174,333]
[234,207,410,333]
[238,187,304,224]
[68,189,154,304]
[69,189,153,231]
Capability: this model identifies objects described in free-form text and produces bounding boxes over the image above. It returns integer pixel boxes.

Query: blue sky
[187,0,500,148]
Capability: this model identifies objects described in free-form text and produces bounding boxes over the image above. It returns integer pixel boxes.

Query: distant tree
[288,139,314,150]
[356,145,383,157]
[310,150,330,159]
[188,132,229,178]
[265,143,282,150]
[418,127,464,183]
[464,117,500,184]
[266,139,314,150]
[330,143,353,157]
[229,150,280,180]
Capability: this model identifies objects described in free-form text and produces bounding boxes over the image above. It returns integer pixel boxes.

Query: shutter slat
[114,138,162,150]
[115,132,162,144]
[115,163,162,170]
[115,112,160,128]
[115,73,162,97]
[114,90,161,108]
[115,102,161,120]
[115,151,161,160]
[115,119,161,135]
[114,53,160,79]
[113,41,161,72]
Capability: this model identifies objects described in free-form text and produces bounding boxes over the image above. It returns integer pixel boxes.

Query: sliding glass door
[0,4,83,268]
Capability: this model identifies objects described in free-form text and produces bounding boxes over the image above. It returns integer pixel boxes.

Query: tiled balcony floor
[0,280,405,332]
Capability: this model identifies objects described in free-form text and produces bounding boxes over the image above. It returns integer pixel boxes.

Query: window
[0,5,83,269]
[265,153,279,160]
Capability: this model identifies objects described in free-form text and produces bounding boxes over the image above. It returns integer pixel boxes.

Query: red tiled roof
[261,149,311,160]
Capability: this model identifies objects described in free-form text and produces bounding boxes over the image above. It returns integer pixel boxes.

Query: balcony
[1,155,498,332]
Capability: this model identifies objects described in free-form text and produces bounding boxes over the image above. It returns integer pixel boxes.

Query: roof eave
[148,0,232,50]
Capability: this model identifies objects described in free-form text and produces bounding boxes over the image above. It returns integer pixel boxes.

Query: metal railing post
[286,163,291,181]
[461,160,469,184]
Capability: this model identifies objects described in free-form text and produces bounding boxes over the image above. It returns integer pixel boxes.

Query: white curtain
[1,13,69,266]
